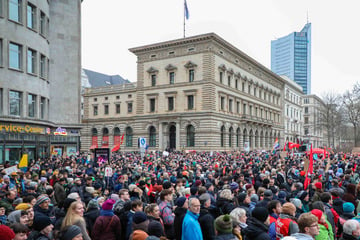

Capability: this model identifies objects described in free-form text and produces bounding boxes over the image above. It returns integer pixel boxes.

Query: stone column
[176,122,180,150]
[159,122,163,151]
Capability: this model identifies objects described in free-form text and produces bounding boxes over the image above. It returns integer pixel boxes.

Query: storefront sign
[54,127,67,136]
[67,146,77,156]
[0,124,45,134]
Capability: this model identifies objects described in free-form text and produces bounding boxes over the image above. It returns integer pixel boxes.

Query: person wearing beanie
[275,203,299,239]
[214,214,237,239]
[310,209,334,240]
[174,197,189,240]
[297,190,310,213]
[61,201,91,240]
[33,194,55,224]
[83,199,100,236]
[130,211,150,240]
[237,192,250,217]
[60,225,82,240]
[15,203,32,211]
[92,198,121,240]
[311,181,323,203]
[8,210,29,225]
[0,225,16,240]
[291,198,304,218]
[244,207,271,240]
[342,202,356,219]
[249,193,259,213]
[198,193,216,240]
[182,198,203,240]
[28,215,53,240]
[278,190,287,205]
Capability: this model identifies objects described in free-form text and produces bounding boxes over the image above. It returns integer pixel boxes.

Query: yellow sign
[0,124,45,134]
[19,154,28,168]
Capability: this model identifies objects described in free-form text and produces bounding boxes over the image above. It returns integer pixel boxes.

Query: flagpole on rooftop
[183,0,186,38]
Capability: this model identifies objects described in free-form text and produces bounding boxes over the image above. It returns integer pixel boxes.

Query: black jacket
[243,217,271,240]
[214,233,238,240]
[216,197,235,215]
[84,208,100,235]
[174,207,187,240]
[199,208,216,240]
[340,233,358,240]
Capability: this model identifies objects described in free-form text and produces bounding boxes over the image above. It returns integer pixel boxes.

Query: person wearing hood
[291,212,319,240]
[243,207,270,240]
[291,198,304,218]
[275,202,299,239]
[83,199,100,236]
[310,209,334,240]
[174,197,188,240]
[198,193,216,240]
[182,198,203,240]
[8,210,29,225]
[92,199,121,240]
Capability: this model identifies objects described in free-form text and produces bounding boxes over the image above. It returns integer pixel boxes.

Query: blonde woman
[61,201,91,240]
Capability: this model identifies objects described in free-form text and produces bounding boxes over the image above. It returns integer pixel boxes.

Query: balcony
[241,114,273,126]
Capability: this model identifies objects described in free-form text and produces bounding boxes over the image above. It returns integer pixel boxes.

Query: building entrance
[169,125,176,150]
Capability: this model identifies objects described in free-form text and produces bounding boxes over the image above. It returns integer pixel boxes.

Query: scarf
[100,209,114,216]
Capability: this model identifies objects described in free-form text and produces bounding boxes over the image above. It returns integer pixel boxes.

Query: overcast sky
[81,0,360,97]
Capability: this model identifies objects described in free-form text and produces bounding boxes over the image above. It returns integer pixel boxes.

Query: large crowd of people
[1,150,360,240]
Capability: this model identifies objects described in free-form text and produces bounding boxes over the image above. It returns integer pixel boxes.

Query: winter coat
[215,233,238,240]
[199,208,216,240]
[340,233,358,240]
[84,208,100,235]
[27,231,51,240]
[290,233,314,240]
[243,217,270,240]
[54,182,66,205]
[314,220,334,240]
[182,210,203,240]
[174,207,187,240]
[92,212,122,240]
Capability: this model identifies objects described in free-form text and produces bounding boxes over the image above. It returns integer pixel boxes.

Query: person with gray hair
[198,193,215,240]
[341,219,360,240]
[182,198,203,240]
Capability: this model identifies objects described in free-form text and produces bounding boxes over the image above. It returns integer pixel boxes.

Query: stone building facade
[282,76,304,144]
[0,0,82,163]
[82,33,285,152]
[303,94,327,148]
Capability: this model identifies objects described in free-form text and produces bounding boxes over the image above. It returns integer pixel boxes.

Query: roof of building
[83,69,131,87]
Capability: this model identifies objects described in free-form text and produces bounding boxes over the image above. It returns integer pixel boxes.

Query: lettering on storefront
[54,127,67,136]
[0,124,45,134]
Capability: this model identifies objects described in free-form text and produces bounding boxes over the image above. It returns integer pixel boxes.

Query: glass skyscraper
[271,23,311,94]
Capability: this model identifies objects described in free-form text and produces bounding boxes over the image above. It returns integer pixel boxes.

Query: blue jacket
[182,211,203,240]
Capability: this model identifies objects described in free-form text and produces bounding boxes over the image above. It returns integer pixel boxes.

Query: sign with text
[0,123,45,134]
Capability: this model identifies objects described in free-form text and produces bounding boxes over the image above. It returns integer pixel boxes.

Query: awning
[111,145,120,152]
[89,144,98,150]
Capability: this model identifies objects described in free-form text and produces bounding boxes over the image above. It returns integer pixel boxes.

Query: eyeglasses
[308,224,320,228]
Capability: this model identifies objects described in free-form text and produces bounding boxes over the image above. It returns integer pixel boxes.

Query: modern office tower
[271,23,311,94]
[0,0,82,163]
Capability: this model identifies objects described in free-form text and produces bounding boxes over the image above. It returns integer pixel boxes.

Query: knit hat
[63,198,77,212]
[15,203,32,211]
[175,197,187,207]
[297,191,308,201]
[250,194,259,202]
[291,199,302,209]
[102,199,115,211]
[8,210,22,224]
[278,191,287,199]
[311,209,323,221]
[252,207,269,223]
[87,199,99,210]
[314,182,322,190]
[62,225,82,240]
[132,230,149,240]
[133,211,147,224]
[230,182,239,191]
[85,187,95,194]
[36,195,50,206]
[343,202,355,213]
[264,189,273,198]
[215,214,233,233]
[147,221,164,237]
[13,198,23,205]
[238,193,247,203]
[33,215,52,231]
[0,225,15,240]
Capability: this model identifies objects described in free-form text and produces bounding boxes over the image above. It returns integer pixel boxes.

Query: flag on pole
[19,154,28,168]
[304,144,313,190]
[120,133,125,146]
[272,138,279,153]
[184,0,190,20]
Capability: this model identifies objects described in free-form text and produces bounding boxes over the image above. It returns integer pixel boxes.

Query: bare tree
[342,83,360,147]
[321,92,342,148]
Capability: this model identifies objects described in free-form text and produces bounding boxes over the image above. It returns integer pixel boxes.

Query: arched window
[113,127,121,145]
[91,128,98,148]
[229,127,233,147]
[125,127,133,147]
[243,129,247,148]
[102,128,109,136]
[236,128,241,147]
[220,126,225,147]
[149,126,156,147]
[102,128,109,147]
[186,125,195,147]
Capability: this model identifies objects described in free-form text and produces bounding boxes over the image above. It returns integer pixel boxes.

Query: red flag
[120,133,125,145]
[304,144,314,190]
[283,141,287,151]
[309,144,313,174]
[322,147,326,160]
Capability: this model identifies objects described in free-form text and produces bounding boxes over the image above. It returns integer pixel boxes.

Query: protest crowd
[1,149,360,240]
